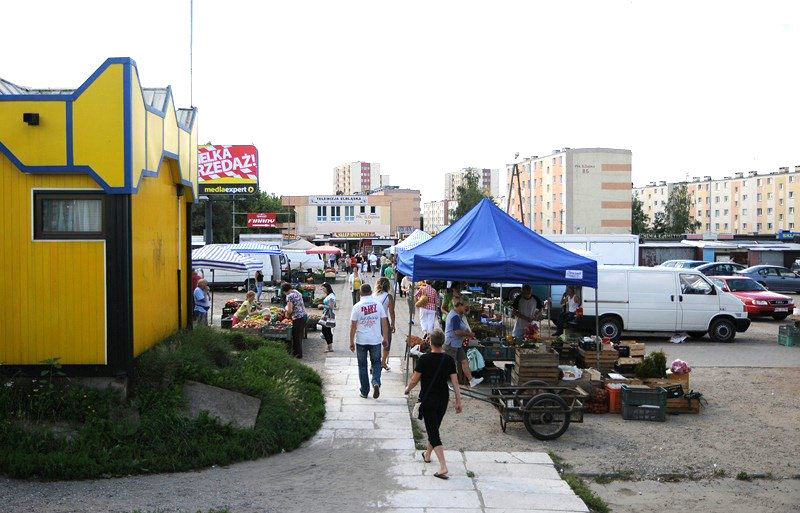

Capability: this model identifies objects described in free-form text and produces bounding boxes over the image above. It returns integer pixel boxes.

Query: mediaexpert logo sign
[197,144,259,195]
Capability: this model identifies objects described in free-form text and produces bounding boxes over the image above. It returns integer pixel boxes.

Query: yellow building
[0,58,199,375]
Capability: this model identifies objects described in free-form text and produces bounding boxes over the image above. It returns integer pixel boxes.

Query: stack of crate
[512,347,560,384]
[577,346,618,374]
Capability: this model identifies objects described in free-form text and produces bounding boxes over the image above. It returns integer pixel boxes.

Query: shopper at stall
[440,282,462,327]
[383,262,396,294]
[512,284,542,338]
[415,280,439,336]
[375,278,396,371]
[191,269,203,292]
[254,270,265,301]
[554,286,582,337]
[282,282,307,358]
[404,330,462,480]
[350,283,390,399]
[232,290,257,327]
[349,266,363,304]
[193,279,211,325]
[445,300,484,387]
[320,282,337,353]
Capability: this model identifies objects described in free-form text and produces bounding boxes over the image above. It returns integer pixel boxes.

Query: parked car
[736,265,800,293]
[696,262,747,277]
[658,260,709,269]
[709,276,794,320]
[791,259,800,273]
[578,266,750,342]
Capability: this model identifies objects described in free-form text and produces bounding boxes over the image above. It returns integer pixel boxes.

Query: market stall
[306,245,341,282]
[387,229,432,255]
[191,244,263,323]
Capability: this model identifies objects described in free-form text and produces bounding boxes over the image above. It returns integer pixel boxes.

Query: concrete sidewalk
[314,356,588,513]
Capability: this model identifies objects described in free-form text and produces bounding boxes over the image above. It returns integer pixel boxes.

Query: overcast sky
[4,1,799,202]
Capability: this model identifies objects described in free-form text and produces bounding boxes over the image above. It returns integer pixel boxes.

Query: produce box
[665,370,690,392]
[480,343,514,362]
[666,397,701,414]
[621,384,666,422]
[778,324,800,347]
[619,340,645,357]
[261,325,293,341]
[512,346,560,385]
[577,346,618,374]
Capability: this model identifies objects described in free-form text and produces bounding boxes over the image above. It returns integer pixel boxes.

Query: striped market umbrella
[192,244,263,272]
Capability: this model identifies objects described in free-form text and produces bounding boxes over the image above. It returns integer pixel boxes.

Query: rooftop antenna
[190,0,194,107]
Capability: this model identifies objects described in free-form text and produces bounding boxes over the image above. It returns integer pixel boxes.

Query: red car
[711,276,794,320]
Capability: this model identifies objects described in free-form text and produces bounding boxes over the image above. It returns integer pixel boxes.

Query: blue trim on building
[65,100,73,165]
[0,57,198,196]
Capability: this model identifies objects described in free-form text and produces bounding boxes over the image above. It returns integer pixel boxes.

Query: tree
[632,196,650,235]
[450,168,492,222]
[191,192,294,243]
[651,211,668,235]
[664,184,701,234]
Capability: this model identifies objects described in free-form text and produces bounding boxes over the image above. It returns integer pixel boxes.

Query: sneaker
[373,384,381,399]
[360,393,368,399]
[469,377,484,387]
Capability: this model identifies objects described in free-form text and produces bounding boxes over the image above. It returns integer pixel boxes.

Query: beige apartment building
[507,148,633,234]
[445,168,500,201]
[423,199,457,233]
[282,187,420,241]
[633,166,800,235]
[332,161,389,195]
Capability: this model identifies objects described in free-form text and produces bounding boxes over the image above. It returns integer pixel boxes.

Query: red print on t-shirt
[361,304,377,315]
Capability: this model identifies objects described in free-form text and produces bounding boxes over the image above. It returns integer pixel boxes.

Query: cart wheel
[513,380,550,407]
[522,393,571,441]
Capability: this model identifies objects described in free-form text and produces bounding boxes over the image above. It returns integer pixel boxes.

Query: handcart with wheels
[459,380,588,440]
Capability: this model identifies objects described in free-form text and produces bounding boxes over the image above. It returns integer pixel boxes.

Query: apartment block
[445,168,500,201]
[333,161,387,195]
[507,148,633,234]
[423,199,457,234]
[633,166,800,235]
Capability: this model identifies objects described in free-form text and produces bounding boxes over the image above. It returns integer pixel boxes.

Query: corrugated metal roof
[142,87,169,112]
[177,108,196,129]
[0,77,72,95]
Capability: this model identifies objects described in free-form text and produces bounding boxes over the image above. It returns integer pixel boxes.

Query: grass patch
[549,451,611,513]
[594,469,635,484]
[0,327,324,480]
[736,471,752,481]
[712,468,727,478]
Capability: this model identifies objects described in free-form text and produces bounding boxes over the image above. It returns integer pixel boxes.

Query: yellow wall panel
[72,64,125,188]
[163,97,179,155]
[0,101,67,166]
[146,111,163,171]
[132,159,184,356]
[0,154,106,365]
[179,128,190,183]
[190,126,198,199]
[131,68,147,188]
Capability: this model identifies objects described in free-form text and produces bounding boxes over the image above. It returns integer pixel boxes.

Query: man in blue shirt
[444,300,483,387]
[193,279,211,325]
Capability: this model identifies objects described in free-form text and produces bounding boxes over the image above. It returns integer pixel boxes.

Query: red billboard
[247,213,277,228]
[197,144,259,195]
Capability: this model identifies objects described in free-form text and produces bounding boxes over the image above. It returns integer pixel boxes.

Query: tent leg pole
[547,285,552,337]
[211,269,215,325]
[405,281,414,383]
[595,285,600,372]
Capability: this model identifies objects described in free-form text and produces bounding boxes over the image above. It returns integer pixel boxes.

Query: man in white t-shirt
[369,252,378,276]
[350,283,390,399]
[512,285,542,338]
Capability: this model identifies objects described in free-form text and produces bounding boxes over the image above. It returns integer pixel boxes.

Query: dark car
[658,260,709,269]
[696,262,747,277]
[736,265,800,293]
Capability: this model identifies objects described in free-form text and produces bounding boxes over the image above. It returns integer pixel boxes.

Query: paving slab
[392,475,475,491]
[463,451,524,464]
[475,476,573,494]
[382,490,482,509]
[465,462,562,480]
[481,490,589,512]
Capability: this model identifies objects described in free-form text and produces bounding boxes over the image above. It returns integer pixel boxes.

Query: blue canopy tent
[397,199,601,372]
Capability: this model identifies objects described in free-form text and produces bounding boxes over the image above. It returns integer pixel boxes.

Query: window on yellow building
[34,192,105,240]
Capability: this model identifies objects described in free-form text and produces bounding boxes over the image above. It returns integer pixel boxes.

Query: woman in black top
[404,330,463,479]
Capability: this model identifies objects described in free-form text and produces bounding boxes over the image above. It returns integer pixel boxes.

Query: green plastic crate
[778,325,800,347]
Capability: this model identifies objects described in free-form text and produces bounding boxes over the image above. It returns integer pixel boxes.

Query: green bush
[635,350,667,379]
[0,327,324,480]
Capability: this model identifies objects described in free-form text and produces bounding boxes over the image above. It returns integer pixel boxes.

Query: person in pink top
[415,281,439,336]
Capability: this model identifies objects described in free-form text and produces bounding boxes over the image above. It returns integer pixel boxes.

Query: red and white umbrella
[306,245,342,255]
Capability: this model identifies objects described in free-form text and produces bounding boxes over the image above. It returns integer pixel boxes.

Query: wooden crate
[512,347,560,384]
[577,347,618,373]
[666,397,701,414]
[619,340,645,357]
[665,371,690,393]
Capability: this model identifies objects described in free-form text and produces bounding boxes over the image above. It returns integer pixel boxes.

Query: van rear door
[627,271,678,331]
[677,272,720,330]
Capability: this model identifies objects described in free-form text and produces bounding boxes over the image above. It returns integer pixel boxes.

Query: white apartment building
[333,162,388,195]
[507,148,633,234]
[445,168,500,201]
[423,199,457,234]
[633,166,800,234]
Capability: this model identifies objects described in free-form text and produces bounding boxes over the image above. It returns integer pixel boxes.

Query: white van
[580,266,750,342]
[282,250,325,272]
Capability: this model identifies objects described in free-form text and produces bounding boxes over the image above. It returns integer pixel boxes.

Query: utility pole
[507,153,526,227]
[204,196,213,243]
